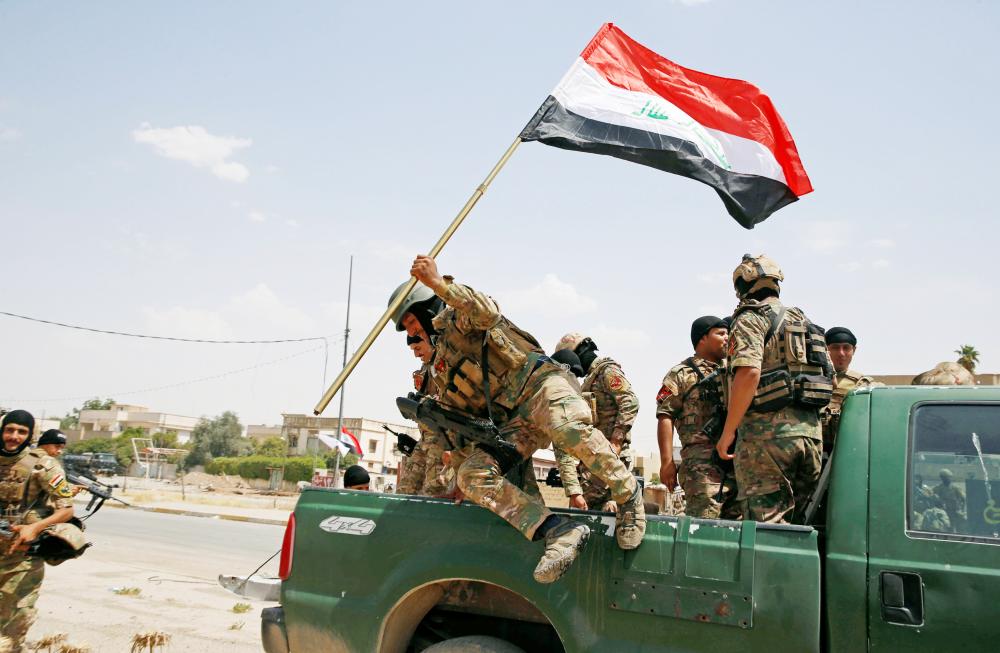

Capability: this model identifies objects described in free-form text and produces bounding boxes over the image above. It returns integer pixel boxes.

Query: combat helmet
[733,254,784,298]
[554,332,588,353]
[388,280,442,334]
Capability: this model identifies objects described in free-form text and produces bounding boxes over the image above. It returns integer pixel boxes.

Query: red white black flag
[520,23,812,228]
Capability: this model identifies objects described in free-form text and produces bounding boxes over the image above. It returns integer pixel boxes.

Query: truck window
[908,403,1000,542]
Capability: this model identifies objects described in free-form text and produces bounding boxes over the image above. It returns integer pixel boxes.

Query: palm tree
[955,345,981,373]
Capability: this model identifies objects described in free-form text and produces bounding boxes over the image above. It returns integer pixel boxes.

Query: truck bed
[279,489,821,652]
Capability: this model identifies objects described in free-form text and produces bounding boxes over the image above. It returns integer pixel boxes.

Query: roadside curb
[88,499,289,526]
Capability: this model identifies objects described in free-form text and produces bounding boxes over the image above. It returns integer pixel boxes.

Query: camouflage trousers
[398,429,452,497]
[0,555,44,652]
[680,458,742,520]
[734,437,821,524]
[456,371,637,540]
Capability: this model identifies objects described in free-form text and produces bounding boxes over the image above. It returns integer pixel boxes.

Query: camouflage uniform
[934,481,966,532]
[427,279,638,540]
[728,297,823,524]
[0,449,74,652]
[656,357,741,519]
[821,370,874,453]
[557,357,638,511]
[398,364,452,496]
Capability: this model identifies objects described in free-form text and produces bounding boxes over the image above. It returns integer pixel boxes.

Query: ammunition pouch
[745,305,834,413]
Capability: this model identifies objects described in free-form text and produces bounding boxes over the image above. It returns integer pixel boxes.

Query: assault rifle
[67,472,130,519]
[383,424,418,456]
[396,393,522,473]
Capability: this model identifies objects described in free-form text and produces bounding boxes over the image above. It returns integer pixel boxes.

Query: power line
[5,343,328,404]
[0,310,333,344]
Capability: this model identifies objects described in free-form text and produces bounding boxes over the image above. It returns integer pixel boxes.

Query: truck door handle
[880,571,924,626]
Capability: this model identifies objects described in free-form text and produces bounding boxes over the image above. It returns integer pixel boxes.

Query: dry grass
[228,622,245,631]
[29,634,67,652]
[57,645,91,653]
[231,602,251,614]
[112,587,142,596]
[130,631,170,653]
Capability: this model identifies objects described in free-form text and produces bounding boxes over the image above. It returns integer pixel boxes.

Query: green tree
[325,450,360,469]
[955,345,981,374]
[254,436,288,457]
[185,411,251,468]
[60,397,115,429]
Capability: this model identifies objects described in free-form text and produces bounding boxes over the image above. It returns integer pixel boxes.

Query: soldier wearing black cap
[823,327,875,452]
[36,429,67,458]
[654,316,741,519]
[343,464,371,490]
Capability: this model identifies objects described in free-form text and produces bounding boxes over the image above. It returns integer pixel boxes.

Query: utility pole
[332,256,353,488]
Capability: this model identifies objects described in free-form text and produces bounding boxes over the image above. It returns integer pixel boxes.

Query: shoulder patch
[607,372,629,391]
[49,474,74,498]
[656,386,673,402]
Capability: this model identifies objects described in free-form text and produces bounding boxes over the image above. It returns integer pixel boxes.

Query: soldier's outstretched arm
[411,255,501,330]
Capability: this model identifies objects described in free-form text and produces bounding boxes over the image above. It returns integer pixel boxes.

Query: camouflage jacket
[656,356,723,462]
[728,296,821,441]
[0,449,74,526]
[428,279,545,415]
[582,357,638,446]
[822,369,875,442]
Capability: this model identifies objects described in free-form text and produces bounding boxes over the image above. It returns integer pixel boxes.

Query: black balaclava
[551,349,585,377]
[574,338,599,374]
[1,409,36,457]
[409,297,444,341]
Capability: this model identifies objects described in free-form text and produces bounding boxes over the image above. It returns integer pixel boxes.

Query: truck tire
[422,635,526,653]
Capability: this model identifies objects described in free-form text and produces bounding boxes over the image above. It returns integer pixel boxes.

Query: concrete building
[246,424,283,443]
[77,403,200,443]
[281,414,418,489]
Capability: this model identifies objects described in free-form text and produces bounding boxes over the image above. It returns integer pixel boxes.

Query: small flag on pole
[520,23,812,228]
[338,427,361,455]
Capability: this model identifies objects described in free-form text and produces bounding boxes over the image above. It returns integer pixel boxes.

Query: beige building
[77,403,200,443]
[281,414,418,489]
[246,424,283,443]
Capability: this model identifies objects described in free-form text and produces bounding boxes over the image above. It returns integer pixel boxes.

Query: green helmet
[388,281,436,332]
[733,253,784,298]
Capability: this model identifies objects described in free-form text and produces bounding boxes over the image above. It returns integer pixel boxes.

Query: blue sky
[1,2,997,455]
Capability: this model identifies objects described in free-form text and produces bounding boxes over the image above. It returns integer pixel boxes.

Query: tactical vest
[734,301,834,413]
[430,308,544,415]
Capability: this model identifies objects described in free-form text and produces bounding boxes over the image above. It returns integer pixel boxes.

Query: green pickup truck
[260,386,1000,652]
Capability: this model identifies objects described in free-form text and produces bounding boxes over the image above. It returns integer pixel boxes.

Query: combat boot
[615,487,646,550]
[533,517,590,584]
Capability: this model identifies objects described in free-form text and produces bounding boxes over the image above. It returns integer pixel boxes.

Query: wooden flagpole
[313,136,522,415]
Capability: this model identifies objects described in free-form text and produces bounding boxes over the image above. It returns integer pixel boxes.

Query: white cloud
[285,218,299,228]
[132,123,251,183]
[589,325,651,349]
[0,126,20,142]
[498,274,598,317]
[248,211,267,223]
[867,238,896,248]
[838,260,864,273]
[796,220,849,252]
[265,164,280,174]
[143,284,318,341]
[872,258,891,269]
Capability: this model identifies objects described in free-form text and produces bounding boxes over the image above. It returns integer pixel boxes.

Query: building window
[368,439,378,454]
[908,403,1000,541]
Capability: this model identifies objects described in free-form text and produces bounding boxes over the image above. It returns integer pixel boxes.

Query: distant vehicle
[62,451,121,476]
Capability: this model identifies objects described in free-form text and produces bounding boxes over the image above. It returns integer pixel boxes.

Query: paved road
[32,508,285,653]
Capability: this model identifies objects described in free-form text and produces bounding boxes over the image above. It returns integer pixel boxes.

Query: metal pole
[332,256,354,487]
[313,136,522,415]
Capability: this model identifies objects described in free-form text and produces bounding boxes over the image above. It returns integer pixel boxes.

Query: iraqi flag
[319,427,362,456]
[519,23,812,229]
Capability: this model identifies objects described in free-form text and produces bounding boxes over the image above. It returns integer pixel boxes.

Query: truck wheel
[422,635,526,653]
